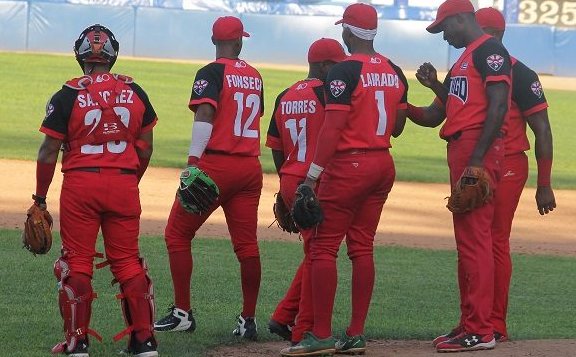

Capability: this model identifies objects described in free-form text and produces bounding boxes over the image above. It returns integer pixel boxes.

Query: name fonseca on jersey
[449,76,468,104]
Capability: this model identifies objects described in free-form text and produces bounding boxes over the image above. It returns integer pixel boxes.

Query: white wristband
[188,121,213,158]
[307,163,324,180]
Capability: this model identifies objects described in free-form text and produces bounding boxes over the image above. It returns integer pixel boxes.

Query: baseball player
[475,7,556,341]
[281,4,408,356]
[407,0,512,352]
[35,24,158,356]
[154,16,264,340]
[265,38,347,345]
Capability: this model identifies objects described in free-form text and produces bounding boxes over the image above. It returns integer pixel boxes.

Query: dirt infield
[2,159,575,356]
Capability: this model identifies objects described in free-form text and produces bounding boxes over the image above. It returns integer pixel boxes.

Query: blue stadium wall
[1,1,575,76]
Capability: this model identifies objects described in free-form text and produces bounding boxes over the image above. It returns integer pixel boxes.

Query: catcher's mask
[74,24,119,70]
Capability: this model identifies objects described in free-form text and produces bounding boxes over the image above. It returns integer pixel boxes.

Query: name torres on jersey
[280,100,317,115]
[77,90,134,108]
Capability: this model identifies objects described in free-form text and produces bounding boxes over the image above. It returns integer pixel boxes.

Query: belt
[337,148,389,155]
[68,167,137,175]
[444,130,503,142]
[204,149,253,157]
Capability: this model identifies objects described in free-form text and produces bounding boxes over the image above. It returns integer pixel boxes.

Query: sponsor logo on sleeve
[486,54,504,71]
[530,81,543,98]
[193,79,209,95]
[329,80,346,98]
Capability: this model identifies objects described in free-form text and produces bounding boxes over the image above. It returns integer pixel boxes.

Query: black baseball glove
[291,184,323,229]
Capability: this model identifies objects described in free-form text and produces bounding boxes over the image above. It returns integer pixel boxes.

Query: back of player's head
[475,7,506,31]
[308,38,347,64]
[212,16,250,41]
[335,3,378,40]
[427,0,475,34]
[74,24,119,70]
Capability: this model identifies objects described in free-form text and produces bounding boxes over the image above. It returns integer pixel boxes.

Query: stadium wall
[1,1,574,76]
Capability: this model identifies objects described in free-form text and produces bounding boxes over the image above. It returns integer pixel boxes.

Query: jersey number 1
[375,90,387,136]
[285,118,307,162]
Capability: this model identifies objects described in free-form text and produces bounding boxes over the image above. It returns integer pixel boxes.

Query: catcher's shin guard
[114,259,156,347]
[52,256,102,354]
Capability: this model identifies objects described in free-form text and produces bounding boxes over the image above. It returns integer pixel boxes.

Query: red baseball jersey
[505,57,549,155]
[40,73,157,171]
[440,34,512,139]
[266,79,326,177]
[324,53,408,151]
[189,58,264,157]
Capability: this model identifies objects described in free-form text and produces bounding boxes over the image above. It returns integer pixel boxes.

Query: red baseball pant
[491,152,528,336]
[447,130,504,336]
[271,174,314,343]
[164,154,263,317]
[310,150,395,339]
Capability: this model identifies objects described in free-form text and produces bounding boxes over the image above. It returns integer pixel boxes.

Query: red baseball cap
[212,16,250,41]
[308,38,347,64]
[427,0,475,34]
[475,7,506,31]
[335,3,377,30]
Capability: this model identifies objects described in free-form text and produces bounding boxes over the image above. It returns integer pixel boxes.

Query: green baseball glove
[177,166,219,214]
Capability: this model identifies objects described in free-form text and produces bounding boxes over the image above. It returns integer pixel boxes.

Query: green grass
[0,52,574,188]
[1,229,574,356]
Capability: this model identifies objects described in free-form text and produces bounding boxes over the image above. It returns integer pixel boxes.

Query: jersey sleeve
[312,83,326,108]
[189,62,224,112]
[473,38,512,86]
[130,82,158,132]
[266,88,289,150]
[512,61,548,117]
[324,60,362,111]
[39,87,77,140]
[389,60,409,109]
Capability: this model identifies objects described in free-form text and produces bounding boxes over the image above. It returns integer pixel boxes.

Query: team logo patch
[330,80,346,97]
[448,76,468,104]
[460,61,468,70]
[486,54,504,71]
[193,79,209,95]
[235,60,247,68]
[44,103,54,119]
[531,81,543,98]
[296,82,308,90]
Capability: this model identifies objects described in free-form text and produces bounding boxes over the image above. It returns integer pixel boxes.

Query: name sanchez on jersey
[77,90,134,108]
[360,72,400,88]
[225,75,262,91]
[281,100,317,115]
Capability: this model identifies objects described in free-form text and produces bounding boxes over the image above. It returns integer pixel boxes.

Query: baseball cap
[427,0,475,34]
[335,3,377,30]
[475,7,506,31]
[308,38,347,64]
[212,16,250,41]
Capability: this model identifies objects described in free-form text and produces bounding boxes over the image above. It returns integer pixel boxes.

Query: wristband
[306,163,324,181]
[537,158,552,186]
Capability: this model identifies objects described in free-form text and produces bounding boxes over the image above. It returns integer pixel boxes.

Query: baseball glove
[177,166,219,214]
[447,166,493,214]
[291,184,323,229]
[22,203,53,255]
[273,192,299,234]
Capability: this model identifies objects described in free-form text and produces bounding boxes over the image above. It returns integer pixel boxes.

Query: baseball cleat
[154,305,196,332]
[51,339,89,357]
[280,332,336,356]
[233,315,258,340]
[268,319,293,341]
[436,333,495,353]
[119,335,158,357]
[494,331,509,342]
[432,326,463,347]
[335,334,366,355]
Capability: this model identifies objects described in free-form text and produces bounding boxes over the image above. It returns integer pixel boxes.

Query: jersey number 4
[81,107,130,154]
[233,92,260,138]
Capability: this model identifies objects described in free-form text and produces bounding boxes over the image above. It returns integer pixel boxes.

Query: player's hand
[535,186,556,215]
[416,62,439,88]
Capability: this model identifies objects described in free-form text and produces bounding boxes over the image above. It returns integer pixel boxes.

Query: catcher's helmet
[74,24,119,70]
